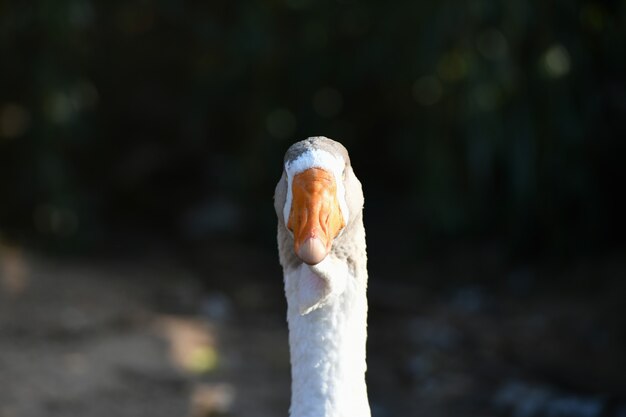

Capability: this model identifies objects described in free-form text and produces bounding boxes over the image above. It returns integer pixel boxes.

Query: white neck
[284,258,370,417]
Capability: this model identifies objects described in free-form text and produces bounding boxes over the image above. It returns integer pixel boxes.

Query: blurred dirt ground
[1,242,625,417]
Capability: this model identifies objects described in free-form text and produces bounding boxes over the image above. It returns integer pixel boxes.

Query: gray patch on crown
[284,136,351,168]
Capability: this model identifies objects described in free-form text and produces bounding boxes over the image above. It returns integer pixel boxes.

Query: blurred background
[1,1,625,416]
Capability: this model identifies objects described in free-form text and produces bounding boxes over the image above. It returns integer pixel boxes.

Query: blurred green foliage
[0,0,625,258]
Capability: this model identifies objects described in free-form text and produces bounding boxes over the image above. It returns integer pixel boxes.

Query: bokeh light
[266,109,297,139]
[543,44,571,78]
[412,76,443,106]
[312,87,343,118]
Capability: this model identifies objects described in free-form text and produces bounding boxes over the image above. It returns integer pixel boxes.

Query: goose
[274,136,370,417]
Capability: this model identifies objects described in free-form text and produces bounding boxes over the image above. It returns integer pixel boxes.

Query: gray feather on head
[283,136,351,167]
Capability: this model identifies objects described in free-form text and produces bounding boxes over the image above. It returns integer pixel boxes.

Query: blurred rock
[0,244,29,296]
[494,380,606,417]
[190,383,235,417]
[154,315,218,374]
[448,285,488,314]
[200,292,233,322]
[406,352,435,380]
[507,267,535,297]
[406,318,462,351]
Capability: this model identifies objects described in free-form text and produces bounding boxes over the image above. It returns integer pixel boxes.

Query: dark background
[1,1,625,417]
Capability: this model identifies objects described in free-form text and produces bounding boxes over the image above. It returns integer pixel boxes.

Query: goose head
[274,136,364,269]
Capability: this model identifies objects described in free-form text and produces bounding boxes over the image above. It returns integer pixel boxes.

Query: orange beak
[287,168,345,265]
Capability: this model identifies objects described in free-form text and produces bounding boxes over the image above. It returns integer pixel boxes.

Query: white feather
[284,256,370,417]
